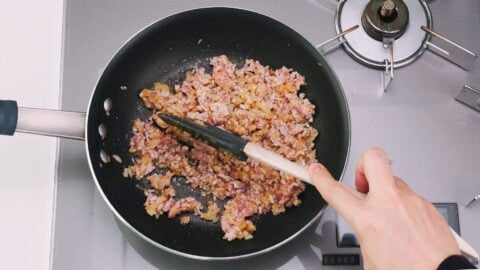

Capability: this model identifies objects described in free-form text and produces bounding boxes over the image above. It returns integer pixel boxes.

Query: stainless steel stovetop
[51,1,480,269]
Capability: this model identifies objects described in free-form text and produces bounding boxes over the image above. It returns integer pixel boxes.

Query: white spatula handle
[243,142,313,184]
[451,228,479,265]
[243,142,479,264]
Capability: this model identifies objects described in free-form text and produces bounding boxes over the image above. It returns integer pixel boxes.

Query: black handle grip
[0,100,18,135]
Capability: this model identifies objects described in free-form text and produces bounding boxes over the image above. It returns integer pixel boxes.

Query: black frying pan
[0,8,350,259]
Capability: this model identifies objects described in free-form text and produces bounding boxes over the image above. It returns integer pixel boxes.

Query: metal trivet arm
[456,85,480,113]
[316,24,359,55]
[421,26,478,71]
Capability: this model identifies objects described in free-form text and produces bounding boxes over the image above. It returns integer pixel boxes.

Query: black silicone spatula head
[157,113,248,160]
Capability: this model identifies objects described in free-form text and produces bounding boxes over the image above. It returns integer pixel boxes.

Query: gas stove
[51,1,480,269]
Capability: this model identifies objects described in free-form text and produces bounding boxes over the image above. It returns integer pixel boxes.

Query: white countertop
[0,1,63,269]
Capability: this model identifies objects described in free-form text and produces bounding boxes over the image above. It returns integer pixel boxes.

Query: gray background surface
[52,0,480,269]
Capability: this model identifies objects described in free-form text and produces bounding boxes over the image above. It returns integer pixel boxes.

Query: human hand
[309,148,460,270]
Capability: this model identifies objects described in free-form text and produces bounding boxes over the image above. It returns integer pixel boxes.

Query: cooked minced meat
[201,201,220,223]
[147,172,173,190]
[180,216,191,225]
[168,197,203,218]
[124,55,318,241]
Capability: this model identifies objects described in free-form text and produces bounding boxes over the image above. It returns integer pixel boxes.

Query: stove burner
[321,0,477,92]
[361,0,409,42]
[335,0,432,69]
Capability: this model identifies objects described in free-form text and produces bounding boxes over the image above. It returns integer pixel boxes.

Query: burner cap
[362,0,409,41]
[335,0,432,69]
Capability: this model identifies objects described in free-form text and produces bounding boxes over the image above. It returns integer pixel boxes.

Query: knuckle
[394,177,411,191]
[395,188,425,209]
[410,194,425,207]
[374,187,404,207]
[394,176,405,184]
[365,147,386,159]
[363,148,389,168]
[419,196,434,209]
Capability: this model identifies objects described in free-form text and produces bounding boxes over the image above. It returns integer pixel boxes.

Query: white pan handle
[0,100,85,140]
[16,107,86,140]
[451,228,479,265]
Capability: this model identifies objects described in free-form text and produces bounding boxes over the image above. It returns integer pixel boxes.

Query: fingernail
[310,163,323,173]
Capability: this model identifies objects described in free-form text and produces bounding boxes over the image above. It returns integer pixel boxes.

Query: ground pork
[124,55,318,240]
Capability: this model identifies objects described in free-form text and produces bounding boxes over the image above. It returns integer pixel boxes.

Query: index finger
[309,163,362,224]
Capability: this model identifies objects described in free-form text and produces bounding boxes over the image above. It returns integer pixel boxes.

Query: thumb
[309,163,361,221]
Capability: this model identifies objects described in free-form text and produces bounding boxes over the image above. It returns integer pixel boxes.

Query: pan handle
[0,100,85,140]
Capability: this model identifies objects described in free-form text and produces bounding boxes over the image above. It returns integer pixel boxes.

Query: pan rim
[84,6,351,261]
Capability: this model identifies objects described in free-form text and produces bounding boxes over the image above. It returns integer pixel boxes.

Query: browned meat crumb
[123,155,154,180]
[201,201,220,223]
[147,172,173,190]
[180,216,190,225]
[143,170,176,218]
[144,190,174,218]
[168,197,203,218]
